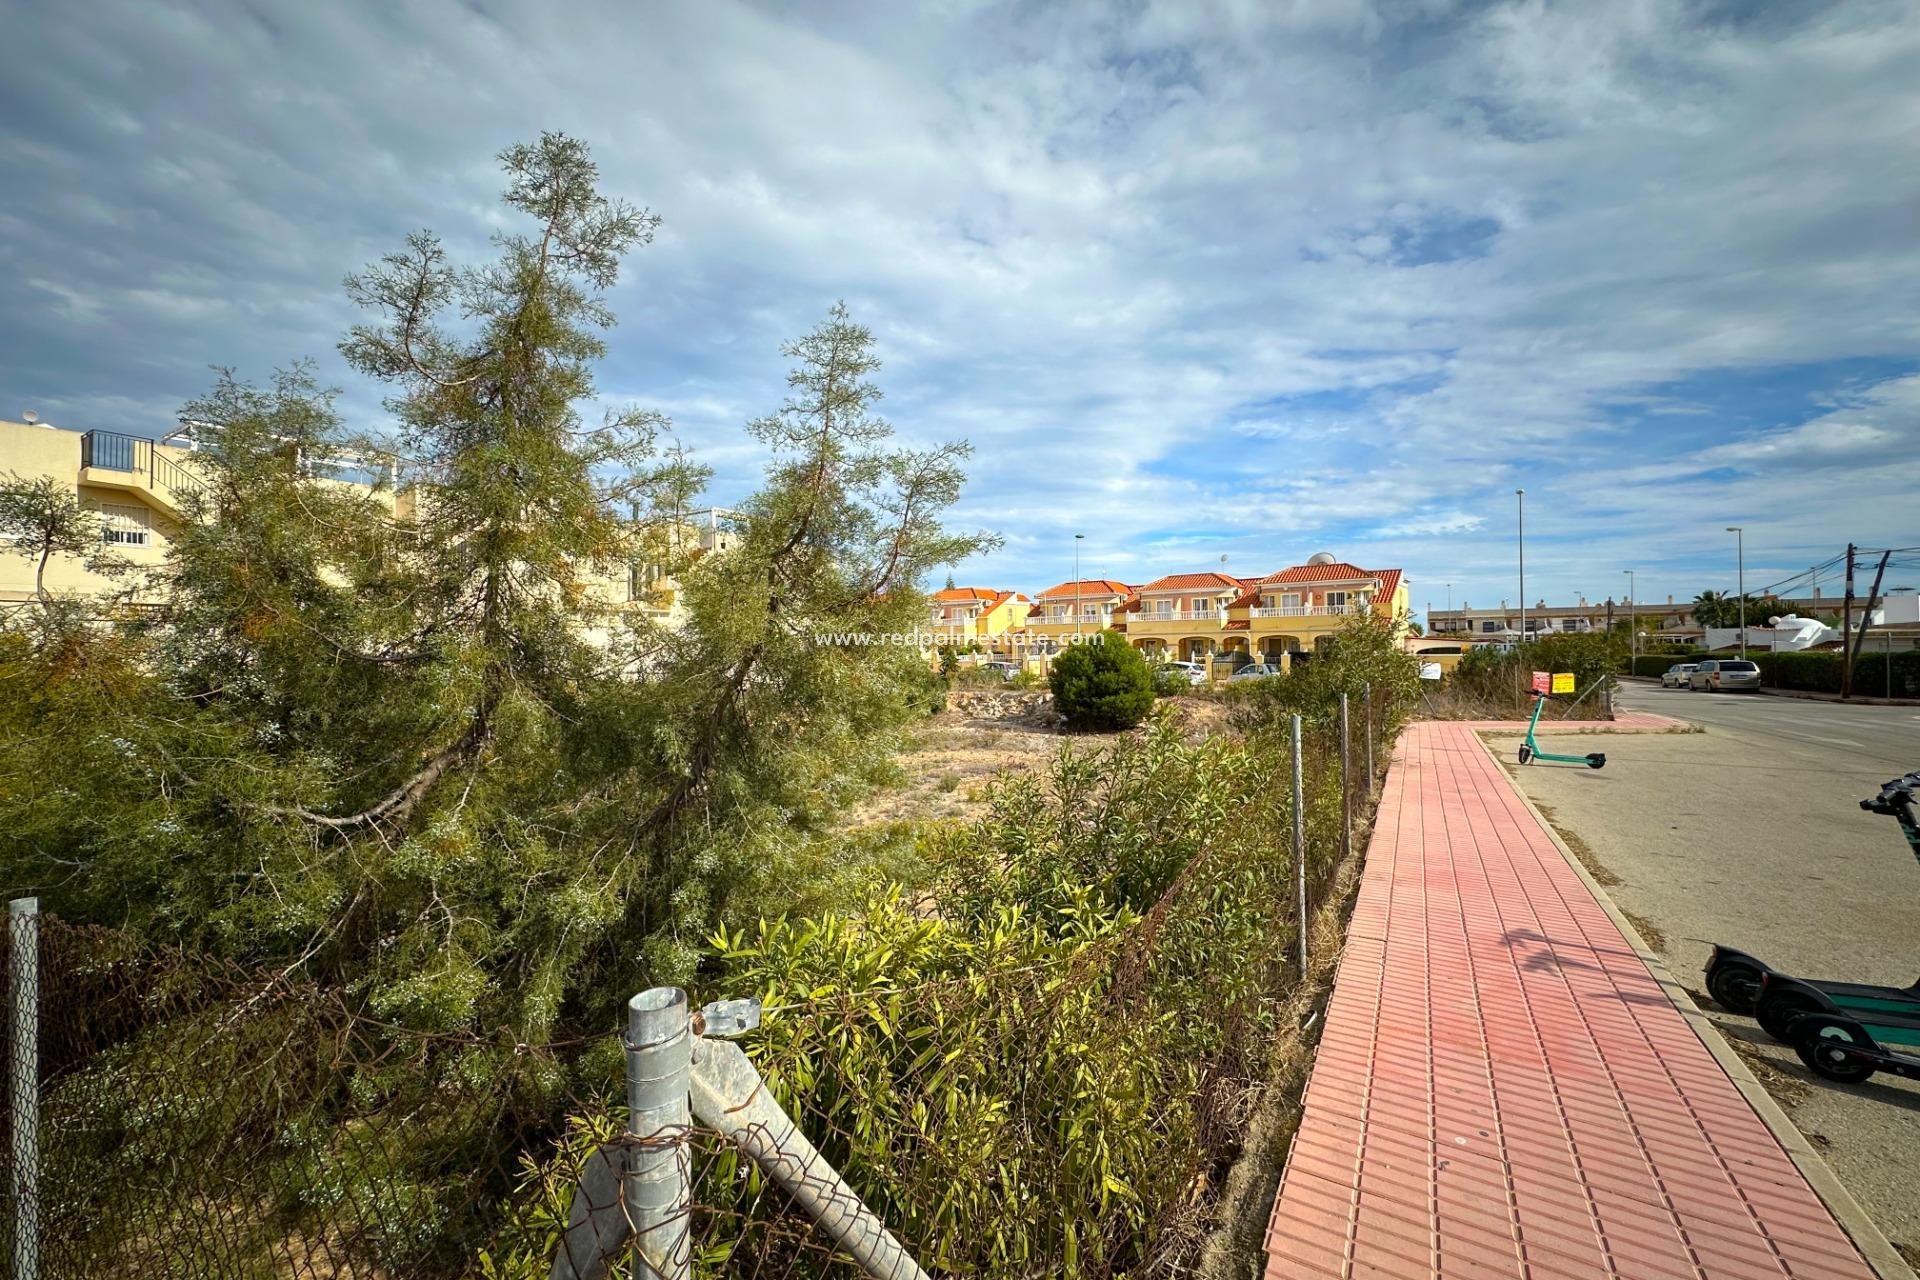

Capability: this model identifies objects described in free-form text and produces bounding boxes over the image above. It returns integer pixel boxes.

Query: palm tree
[1692,590,1731,629]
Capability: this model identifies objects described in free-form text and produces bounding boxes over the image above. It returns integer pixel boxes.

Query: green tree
[0,137,990,1039]
[1049,632,1154,729]
[0,472,111,602]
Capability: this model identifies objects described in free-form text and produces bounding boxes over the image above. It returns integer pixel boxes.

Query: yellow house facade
[1018,579,1136,652]
[1,417,729,635]
[1,418,200,606]
[1121,571,1250,663]
[1226,556,1408,662]
[928,586,1032,651]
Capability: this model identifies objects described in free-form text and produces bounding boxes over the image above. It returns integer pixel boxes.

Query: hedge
[1626,649,1920,697]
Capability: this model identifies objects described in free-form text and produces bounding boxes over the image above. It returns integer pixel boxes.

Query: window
[1325,591,1347,611]
[100,504,150,547]
[1190,597,1212,616]
[628,562,663,602]
[1482,620,1500,633]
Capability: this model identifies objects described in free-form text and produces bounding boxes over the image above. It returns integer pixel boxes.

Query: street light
[1623,569,1636,666]
[1726,526,1745,659]
[1516,489,1526,642]
[1073,533,1085,641]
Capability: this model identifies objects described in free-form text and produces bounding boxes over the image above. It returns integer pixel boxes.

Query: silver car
[1228,663,1283,681]
[1660,662,1698,688]
[1688,658,1761,692]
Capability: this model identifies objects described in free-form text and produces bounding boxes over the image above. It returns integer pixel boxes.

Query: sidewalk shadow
[1497,927,1672,1008]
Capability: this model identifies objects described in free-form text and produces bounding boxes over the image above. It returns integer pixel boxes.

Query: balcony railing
[1250,602,1369,618]
[81,430,203,505]
[1134,608,1223,622]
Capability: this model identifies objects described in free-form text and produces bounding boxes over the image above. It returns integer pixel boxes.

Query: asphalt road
[1506,687,1920,1263]
[1617,681,1920,772]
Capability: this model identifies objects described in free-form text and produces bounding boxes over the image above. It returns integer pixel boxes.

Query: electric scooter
[1704,770,1920,1065]
[1514,689,1606,769]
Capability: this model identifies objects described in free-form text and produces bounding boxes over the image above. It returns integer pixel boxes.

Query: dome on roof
[1306,551,1337,566]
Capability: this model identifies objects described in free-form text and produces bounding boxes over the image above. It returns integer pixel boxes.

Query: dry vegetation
[847,694,1234,828]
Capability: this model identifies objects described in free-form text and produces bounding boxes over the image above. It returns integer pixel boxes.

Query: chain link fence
[2,701,1395,1280]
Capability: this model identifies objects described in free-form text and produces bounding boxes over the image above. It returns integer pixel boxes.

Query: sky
[2,0,1917,620]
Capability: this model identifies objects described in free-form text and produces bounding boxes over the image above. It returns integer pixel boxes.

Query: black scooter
[1704,769,1920,1048]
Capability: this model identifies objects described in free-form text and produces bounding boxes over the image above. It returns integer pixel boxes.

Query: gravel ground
[1499,717,1920,1265]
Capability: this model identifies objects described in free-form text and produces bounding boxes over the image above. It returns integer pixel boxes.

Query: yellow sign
[1551,672,1575,694]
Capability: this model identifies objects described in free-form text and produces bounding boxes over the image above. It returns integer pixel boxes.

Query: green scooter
[1515,689,1606,769]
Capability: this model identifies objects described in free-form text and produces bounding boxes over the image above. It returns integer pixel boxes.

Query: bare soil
[845,694,1234,829]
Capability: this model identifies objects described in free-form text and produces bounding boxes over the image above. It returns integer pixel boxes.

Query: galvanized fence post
[8,896,39,1280]
[1363,683,1375,795]
[1291,715,1307,976]
[627,987,692,1280]
[1338,692,1352,868]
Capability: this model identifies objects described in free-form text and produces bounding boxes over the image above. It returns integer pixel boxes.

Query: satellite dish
[22,410,38,424]
[1307,551,1337,566]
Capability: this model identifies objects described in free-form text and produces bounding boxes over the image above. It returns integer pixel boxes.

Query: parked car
[1688,658,1761,692]
[1157,661,1207,687]
[1660,662,1699,688]
[976,660,1020,681]
[1228,663,1283,681]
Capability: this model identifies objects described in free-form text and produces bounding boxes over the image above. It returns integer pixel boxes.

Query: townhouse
[1020,579,1136,651]
[1003,553,1410,667]
[927,586,1032,651]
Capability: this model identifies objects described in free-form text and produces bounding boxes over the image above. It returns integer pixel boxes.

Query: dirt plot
[1502,725,1920,1265]
[847,694,1232,828]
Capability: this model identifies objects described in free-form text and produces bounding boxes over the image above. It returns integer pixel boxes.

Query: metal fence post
[9,896,39,1280]
[1363,683,1375,794]
[1338,692,1352,867]
[689,1034,932,1280]
[627,987,692,1280]
[1291,715,1307,976]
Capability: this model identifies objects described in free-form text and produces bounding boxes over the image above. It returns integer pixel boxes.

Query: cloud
[0,0,1915,610]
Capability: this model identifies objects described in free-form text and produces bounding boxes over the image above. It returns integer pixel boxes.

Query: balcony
[80,430,202,518]
[1250,602,1368,619]
[1133,608,1224,624]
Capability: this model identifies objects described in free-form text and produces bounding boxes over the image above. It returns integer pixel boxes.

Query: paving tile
[1264,722,1877,1280]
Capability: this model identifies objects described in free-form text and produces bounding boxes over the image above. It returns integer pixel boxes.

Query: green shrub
[1229,613,1421,735]
[1750,648,1920,698]
[1048,632,1155,729]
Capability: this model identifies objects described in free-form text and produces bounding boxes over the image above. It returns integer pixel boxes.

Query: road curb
[1481,730,1919,1280]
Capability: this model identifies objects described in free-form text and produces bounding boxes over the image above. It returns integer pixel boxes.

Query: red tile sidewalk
[1264,720,1879,1280]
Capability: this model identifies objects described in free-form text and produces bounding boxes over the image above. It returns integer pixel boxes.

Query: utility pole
[1624,570,1636,665]
[1073,533,1084,642]
[1516,489,1526,642]
[1845,549,1890,701]
[1842,544,1856,699]
[1726,526,1745,659]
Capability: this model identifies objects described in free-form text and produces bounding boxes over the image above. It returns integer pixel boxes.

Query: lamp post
[1073,533,1084,642]
[1726,526,1745,658]
[1516,489,1526,642]
[1623,569,1636,665]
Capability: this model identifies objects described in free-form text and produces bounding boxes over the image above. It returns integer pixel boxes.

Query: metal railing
[78,430,202,505]
[1250,602,1369,618]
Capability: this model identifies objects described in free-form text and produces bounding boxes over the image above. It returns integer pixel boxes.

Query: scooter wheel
[1791,1015,1878,1084]
[1586,753,1606,769]
[1756,989,1822,1043]
[1706,958,1766,1014]
[1517,745,1533,765]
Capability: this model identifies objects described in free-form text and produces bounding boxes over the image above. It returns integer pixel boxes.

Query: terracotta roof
[1138,571,1243,593]
[1262,561,1379,584]
[1036,579,1133,600]
[932,586,999,603]
[1224,619,1250,631]
[983,589,1032,611]
[1372,569,1403,602]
